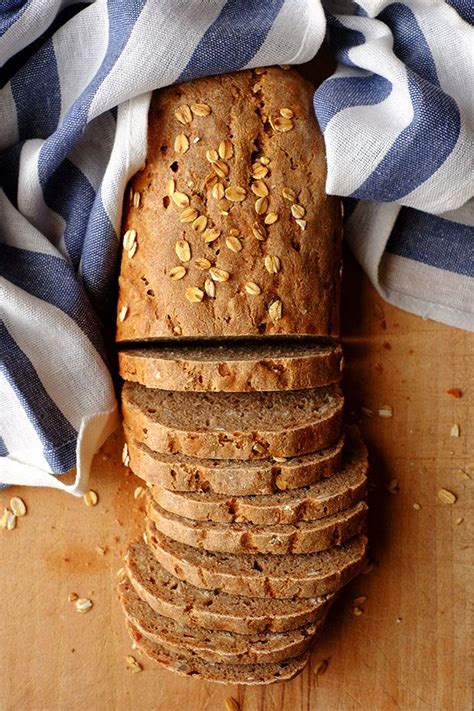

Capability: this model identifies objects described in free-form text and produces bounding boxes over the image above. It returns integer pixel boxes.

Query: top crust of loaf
[116,67,341,342]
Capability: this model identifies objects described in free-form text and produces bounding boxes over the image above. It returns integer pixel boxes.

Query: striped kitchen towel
[0,0,472,494]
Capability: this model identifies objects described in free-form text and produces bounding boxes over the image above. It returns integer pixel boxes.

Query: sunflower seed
[169,266,186,280]
[251,181,269,198]
[282,187,297,202]
[225,185,246,202]
[191,103,211,117]
[126,655,143,673]
[264,212,278,225]
[211,182,225,200]
[251,163,268,180]
[244,281,261,295]
[225,235,242,252]
[75,597,93,613]
[280,107,294,118]
[204,277,215,298]
[9,497,26,517]
[218,139,233,160]
[118,305,128,322]
[437,488,457,505]
[291,204,306,219]
[270,115,293,132]
[195,258,211,270]
[185,287,204,303]
[268,299,282,321]
[212,160,229,178]
[252,222,267,241]
[174,134,189,154]
[123,229,137,251]
[206,148,219,163]
[209,267,230,282]
[264,255,281,273]
[171,191,190,208]
[83,490,98,507]
[132,191,141,208]
[255,197,269,214]
[203,228,221,244]
[179,206,198,223]
[175,104,192,124]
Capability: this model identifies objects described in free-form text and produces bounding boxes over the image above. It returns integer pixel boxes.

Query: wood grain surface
[1,255,472,711]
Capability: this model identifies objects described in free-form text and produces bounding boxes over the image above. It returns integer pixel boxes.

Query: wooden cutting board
[1,255,472,711]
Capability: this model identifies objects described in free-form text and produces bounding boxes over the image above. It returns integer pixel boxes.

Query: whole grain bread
[147,498,367,555]
[146,524,368,599]
[126,620,311,685]
[119,340,343,392]
[119,576,323,665]
[126,428,345,494]
[116,67,342,342]
[122,383,343,459]
[150,433,367,523]
[125,540,334,634]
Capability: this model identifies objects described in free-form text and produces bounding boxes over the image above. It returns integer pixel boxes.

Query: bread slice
[150,433,367,523]
[119,340,343,392]
[126,428,345,495]
[125,540,334,634]
[146,524,367,599]
[126,620,310,685]
[147,498,367,555]
[119,576,324,665]
[122,383,343,459]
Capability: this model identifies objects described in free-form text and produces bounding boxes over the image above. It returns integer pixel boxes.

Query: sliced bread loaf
[147,498,367,555]
[125,540,334,634]
[126,620,311,685]
[119,340,343,392]
[146,524,367,599]
[126,429,345,494]
[119,576,323,665]
[122,383,343,459]
[150,433,367,523]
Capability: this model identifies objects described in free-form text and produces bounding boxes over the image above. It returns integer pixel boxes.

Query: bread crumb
[450,424,461,437]
[447,388,462,398]
[455,517,464,525]
[126,655,143,673]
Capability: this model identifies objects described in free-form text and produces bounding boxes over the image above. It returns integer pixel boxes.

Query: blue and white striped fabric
[0,1,472,494]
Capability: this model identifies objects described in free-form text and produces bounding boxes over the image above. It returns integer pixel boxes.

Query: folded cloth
[0,0,472,493]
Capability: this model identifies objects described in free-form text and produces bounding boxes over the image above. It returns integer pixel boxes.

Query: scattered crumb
[386,478,400,494]
[456,517,464,526]
[68,592,78,602]
[447,388,462,399]
[314,658,328,677]
[413,503,421,511]
[83,490,98,507]
[450,424,461,437]
[361,406,374,417]
[383,341,392,350]
[353,596,367,606]
[353,606,363,617]
[437,488,457,505]
[96,546,108,556]
[75,597,93,613]
[396,617,402,624]
[378,405,393,418]
[362,561,375,575]
[126,655,143,673]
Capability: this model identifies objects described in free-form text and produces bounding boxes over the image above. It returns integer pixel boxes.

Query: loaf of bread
[116,66,341,341]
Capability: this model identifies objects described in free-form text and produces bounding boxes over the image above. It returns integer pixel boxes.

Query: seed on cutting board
[75,598,93,613]
[413,503,421,511]
[126,655,143,672]
[225,185,246,202]
[218,139,233,160]
[185,287,204,303]
[174,134,189,154]
[118,305,128,322]
[251,181,269,197]
[192,215,208,232]
[175,104,192,124]
[225,698,240,711]
[212,160,229,178]
[122,443,130,467]
[134,486,145,500]
[295,218,307,231]
[252,163,268,179]
[209,267,230,282]
[314,658,328,677]
[280,107,294,118]
[175,240,191,262]
[171,191,190,208]
[264,212,278,225]
[179,206,198,223]
[264,255,281,274]
[195,258,212,270]
[378,406,393,418]
[255,197,269,214]
[450,424,460,437]
[386,479,399,494]
[83,490,98,507]
[204,277,215,298]
[353,606,363,616]
[244,281,261,295]
[361,406,374,417]
[169,266,187,280]
[268,298,282,322]
[252,222,267,241]
[123,229,136,251]
[353,596,367,606]
[270,115,294,132]
[225,235,242,252]
[282,187,297,202]
[10,497,26,517]
[437,488,457,505]
[211,182,225,200]
[203,228,221,244]
[456,517,464,525]
[291,203,306,219]
[191,103,211,117]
